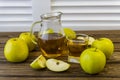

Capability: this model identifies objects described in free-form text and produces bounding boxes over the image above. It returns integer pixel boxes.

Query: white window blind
[51,0,120,30]
[0,0,32,32]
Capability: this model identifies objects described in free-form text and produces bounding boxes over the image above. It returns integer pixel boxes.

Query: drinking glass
[67,34,89,63]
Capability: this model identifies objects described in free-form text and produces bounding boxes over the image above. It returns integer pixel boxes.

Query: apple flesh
[4,38,29,62]
[88,36,95,46]
[30,55,46,69]
[46,59,70,72]
[92,38,114,59]
[80,48,106,74]
[19,32,37,52]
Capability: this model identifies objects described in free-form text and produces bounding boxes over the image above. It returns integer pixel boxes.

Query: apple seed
[56,61,59,65]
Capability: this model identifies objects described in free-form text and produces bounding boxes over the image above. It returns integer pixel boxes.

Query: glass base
[68,56,80,63]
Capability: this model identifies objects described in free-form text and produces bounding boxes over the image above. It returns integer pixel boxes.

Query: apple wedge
[30,55,46,69]
[88,36,95,46]
[46,59,70,72]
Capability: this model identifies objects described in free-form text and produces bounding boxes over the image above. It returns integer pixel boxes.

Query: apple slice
[30,55,46,69]
[46,59,70,72]
[88,36,95,45]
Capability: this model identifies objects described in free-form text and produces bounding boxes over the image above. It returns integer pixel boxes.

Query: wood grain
[0,30,120,80]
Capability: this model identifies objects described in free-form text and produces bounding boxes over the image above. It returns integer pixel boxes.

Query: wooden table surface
[0,30,120,80]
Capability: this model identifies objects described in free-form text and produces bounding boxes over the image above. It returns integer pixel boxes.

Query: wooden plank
[0,51,120,78]
[0,30,120,36]
[76,30,120,34]
[0,50,120,62]
[1,39,120,49]
[1,43,120,53]
[0,32,21,37]
[0,30,120,38]
[0,62,120,77]
[1,38,120,44]
[0,77,119,80]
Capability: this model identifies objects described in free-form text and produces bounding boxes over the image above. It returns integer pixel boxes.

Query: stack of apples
[80,36,114,74]
[4,32,37,62]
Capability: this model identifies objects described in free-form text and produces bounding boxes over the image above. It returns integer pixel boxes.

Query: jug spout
[41,12,63,20]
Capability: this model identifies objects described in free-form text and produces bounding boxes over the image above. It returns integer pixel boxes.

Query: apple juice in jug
[38,33,66,58]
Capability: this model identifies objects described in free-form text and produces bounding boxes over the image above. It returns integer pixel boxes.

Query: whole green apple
[63,28,76,39]
[19,32,37,51]
[91,38,114,59]
[80,48,106,74]
[44,28,54,34]
[4,38,29,62]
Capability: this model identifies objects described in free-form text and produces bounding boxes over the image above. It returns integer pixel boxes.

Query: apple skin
[44,28,54,34]
[80,48,106,74]
[19,32,37,51]
[4,38,29,62]
[63,28,76,39]
[91,38,114,59]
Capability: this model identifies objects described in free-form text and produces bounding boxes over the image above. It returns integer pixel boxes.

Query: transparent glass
[67,34,89,63]
[30,12,66,58]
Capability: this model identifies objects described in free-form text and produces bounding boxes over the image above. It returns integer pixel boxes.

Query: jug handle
[30,21,42,44]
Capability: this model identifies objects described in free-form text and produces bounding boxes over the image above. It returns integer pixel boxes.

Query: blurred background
[0,0,120,32]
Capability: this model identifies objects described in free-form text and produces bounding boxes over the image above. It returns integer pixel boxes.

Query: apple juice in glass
[30,12,66,58]
[67,34,88,63]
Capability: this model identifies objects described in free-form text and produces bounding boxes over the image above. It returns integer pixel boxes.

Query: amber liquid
[38,33,66,58]
[67,37,88,57]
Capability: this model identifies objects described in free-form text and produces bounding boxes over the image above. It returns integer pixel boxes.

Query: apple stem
[95,48,97,52]
[13,38,17,41]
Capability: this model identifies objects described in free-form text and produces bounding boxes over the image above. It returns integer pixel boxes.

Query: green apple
[80,48,106,74]
[45,28,54,33]
[91,38,114,59]
[30,55,46,69]
[19,32,37,51]
[63,28,76,39]
[42,28,54,34]
[46,59,70,72]
[4,38,29,62]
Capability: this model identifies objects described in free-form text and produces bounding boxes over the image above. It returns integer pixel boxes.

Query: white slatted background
[0,0,32,32]
[51,0,120,30]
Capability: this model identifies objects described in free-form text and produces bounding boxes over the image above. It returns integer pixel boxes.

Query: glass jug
[30,12,66,58]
